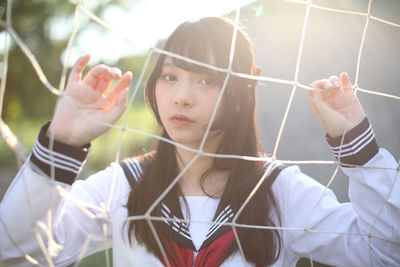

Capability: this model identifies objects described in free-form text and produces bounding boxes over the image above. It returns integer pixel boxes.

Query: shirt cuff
[326,117,379,167]
[29,121,91,185]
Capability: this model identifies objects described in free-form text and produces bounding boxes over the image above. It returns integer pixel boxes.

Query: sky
[76,0,256,64]
[0,0,256,65]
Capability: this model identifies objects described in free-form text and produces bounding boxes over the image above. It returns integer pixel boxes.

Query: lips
[170,114,194,126]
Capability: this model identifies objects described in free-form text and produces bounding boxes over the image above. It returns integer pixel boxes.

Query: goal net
[0,0,399,266]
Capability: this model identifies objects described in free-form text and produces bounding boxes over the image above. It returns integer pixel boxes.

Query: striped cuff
[326,118,378,167]
[29,122,90,185]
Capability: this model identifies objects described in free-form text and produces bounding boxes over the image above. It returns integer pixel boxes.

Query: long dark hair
[126,16,281,266]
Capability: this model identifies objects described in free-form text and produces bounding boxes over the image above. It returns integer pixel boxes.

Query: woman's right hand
[47,55,133,147]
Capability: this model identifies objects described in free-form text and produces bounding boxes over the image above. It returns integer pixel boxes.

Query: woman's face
[155,57,224,149]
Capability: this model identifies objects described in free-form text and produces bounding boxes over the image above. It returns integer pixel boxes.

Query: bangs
[164,18,233,81]
[145,16,255,127]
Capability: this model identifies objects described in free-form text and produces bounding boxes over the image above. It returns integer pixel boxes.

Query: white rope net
[0,0,399,266]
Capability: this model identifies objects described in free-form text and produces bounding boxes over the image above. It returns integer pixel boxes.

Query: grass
[68,249,113,267]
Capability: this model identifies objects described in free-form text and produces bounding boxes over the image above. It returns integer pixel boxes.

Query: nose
[174,80,194,108]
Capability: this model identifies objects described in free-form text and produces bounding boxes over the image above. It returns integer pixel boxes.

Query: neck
[175,132,228,197]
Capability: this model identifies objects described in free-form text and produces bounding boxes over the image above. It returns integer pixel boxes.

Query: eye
[162,74,177,82]
[199,77,218,87]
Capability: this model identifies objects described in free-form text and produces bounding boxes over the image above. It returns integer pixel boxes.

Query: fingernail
[114,68,122,77]
[82,54,91,61]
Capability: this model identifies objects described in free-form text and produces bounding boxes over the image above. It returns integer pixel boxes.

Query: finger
[310,80,324,90]
[83,64,111,88]
[68,54,91,83]
[318,79,335,100]
[307,83,325,122]
[323,79,334,90]
[110,67,122,78]
[107,71,133,104]
[117,88,129,108]
[340,72,353,91]
[328,75,340,89]
[105,89,129,124]
[308,81,324,101]
[95,67,123,94]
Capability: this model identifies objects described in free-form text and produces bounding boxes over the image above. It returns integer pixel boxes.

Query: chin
[169,136,201,148]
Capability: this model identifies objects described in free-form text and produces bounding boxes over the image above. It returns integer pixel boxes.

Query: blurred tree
[0,0,155,169]
[2,0,73,123]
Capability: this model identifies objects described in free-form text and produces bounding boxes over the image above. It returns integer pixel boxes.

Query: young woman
[1,16,399,267]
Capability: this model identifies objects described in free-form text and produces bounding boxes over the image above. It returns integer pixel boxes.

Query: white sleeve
[0,122,125,266]
[277,118,399,266]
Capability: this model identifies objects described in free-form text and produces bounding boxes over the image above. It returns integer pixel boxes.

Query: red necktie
[161,230,235,267]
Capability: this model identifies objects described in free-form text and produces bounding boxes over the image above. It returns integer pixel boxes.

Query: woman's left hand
[307,72,366,138]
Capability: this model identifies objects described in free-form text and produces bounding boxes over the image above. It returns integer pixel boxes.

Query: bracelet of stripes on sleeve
[326,117,379,167]
[29,121,91,185]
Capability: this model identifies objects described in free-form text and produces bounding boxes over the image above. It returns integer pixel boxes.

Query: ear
[251,65,262,88]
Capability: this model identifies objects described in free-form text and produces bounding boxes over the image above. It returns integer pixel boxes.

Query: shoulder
[271,163,335,201]
[264,161,287,183]
[271,164,324,193]
[257,160,288,191]
[119,151,155,187]
[72,152,156,206]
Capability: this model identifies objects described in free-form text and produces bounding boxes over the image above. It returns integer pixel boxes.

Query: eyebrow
[162,61,175,67]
